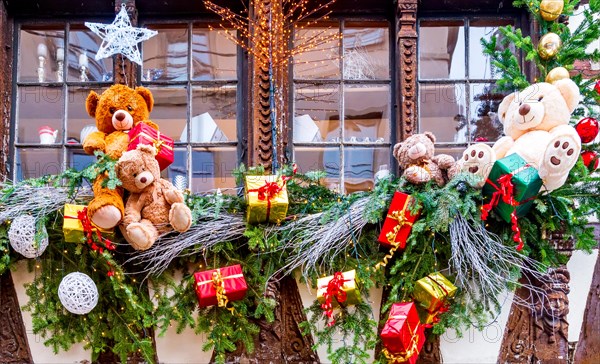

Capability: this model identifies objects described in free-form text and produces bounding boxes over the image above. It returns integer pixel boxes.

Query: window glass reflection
[343,23,389,80]
[294,84,340,142]
[344,84,390,143]
[147,87,188,142]
[191,86,237,142]
[143,26,188,81]
[293,26,340,80]
[68,27,113,82]
[18,86,64,144]
[191,147,237,193]
[192,26,237,80]
[469,83,506,143]
[19,28,64,83]
[419,20,465,79]
[16,148,62,179]
[419,83,466,143]
[469,19,514,79]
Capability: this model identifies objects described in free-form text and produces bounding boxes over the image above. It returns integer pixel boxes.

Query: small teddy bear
[463,79,581,192]
[393,132,456,186]
[84,84,160,230]
[116,144,193,251]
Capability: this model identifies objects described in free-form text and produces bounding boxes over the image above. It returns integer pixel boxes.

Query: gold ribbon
[375,241,400,271]
[385,209,414,245]
[382,318,421,363]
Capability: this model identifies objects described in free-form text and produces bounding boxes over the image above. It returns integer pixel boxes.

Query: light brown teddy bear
[116,144,192,251]
[84,84,159,230]
[393,132,456,186]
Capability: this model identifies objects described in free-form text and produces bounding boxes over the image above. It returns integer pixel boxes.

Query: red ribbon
[481,173,524,251]
[321,272,347,327]
[77,207,116,276]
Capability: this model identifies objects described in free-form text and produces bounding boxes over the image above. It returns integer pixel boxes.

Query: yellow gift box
[63,204,114,243]
[244,175,288,224]
[412,272,457,320]
[317,270,361,307]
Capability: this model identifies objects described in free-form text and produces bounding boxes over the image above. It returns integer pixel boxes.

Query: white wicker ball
[58,272,99,315]
[8,215,48,258]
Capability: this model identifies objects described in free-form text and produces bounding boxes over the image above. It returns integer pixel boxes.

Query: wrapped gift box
[244,175,288,224]
[317,270,361,308]
[194,264,247,308]
[413,272,457,324]
[128,123,174,171]
[380,302,425,364]
[482,154,542,223]
[378,192,420,248]
[63,204,114,243]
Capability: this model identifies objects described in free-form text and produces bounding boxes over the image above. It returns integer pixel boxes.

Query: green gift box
[482,154,543,223]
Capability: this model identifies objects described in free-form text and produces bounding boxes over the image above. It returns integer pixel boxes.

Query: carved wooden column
[396,0,418,141]
[210,275,319,363]
[498,235,573,363]
[113,0,138,88]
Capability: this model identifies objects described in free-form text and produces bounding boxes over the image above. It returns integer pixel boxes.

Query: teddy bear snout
[135,171,154,190]
[518,103,531,116]
[408,143,427,160]
[112,110,134,131]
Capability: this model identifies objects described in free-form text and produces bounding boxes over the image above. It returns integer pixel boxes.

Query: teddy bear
[462,79,581,192]
[83,84,160,230]
[393,132,456,186]
[115,144,192,251]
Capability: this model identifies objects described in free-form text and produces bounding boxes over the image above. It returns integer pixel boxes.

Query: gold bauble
[545,67,570,83]
[540,0,564,21]
[538,33,562,59]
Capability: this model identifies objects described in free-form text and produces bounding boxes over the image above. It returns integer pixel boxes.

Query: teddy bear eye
[127,106,133,111]
[109,107,116,114]
[538,95,543,101]
[133,173,137,178]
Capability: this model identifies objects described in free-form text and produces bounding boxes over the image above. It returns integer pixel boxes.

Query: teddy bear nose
[518,103,531,116]
[140,176,147,184]
[115,111,126,121]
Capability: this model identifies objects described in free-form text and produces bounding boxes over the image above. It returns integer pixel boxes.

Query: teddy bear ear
[423,131,436,143]
[136,143,157,157]
[85,91,100,118]
[135,86,154,113]
[497,92,516,123]
[553,78,580,113]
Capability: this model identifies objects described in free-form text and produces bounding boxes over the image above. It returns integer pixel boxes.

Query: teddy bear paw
[403,166,432,184]
[460,143,496,187]
[169,203,192,233]
[539,130,581,191]
[126,223,155,251]
[91,205,122,229]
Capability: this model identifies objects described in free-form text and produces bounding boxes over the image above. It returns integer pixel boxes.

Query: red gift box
[380,302,425,364]
[194,264,247,308]
[378,192,420,248]
[128,123,174,171]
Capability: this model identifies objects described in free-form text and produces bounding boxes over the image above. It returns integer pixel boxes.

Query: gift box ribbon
[247,165,296,221]
[133,130,173,153]
[481,166,531,251]
[383,316,421,362]
[69,207,115,276]
[320,271,348,326]
[385,197,415,248]
[196,269,244,313]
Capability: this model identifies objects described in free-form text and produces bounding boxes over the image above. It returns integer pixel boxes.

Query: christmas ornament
[58,272,99,315]
[545,66,570,83]
[538,33,562,59]
[540,0,564,21]
[581,151,599,170]
[595,80,600,94]
[575,117,599,143]
[85,4,157,65]
[8,215,48,258]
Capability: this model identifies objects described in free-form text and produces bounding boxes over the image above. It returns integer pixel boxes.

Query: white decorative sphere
[58,272,99,315]
[8,215,48,258]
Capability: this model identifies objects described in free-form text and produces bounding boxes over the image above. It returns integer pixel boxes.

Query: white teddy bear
[453,79,581,192]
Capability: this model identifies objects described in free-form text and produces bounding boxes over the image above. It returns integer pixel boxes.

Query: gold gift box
[63,204,114,243]
[317,270,361,307]
[412,272,457,314]
[244,175,289,224]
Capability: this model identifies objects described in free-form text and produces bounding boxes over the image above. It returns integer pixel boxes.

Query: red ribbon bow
[77,207,116,276]
[481,173,524,251]
[321,272,347,327]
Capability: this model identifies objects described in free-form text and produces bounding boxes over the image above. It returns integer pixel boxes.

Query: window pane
[293,84,339,142]
[344,84,390,142]
[67,148,96,172]
[419,20,465,79]
[16,148,62,180]
[17,86,64,144]
[293,25,340,79]
[469,83,506,143]
[191,86,237,142]
[192,25,237,80]
[147,87,188,142]
[432,147,464,160]
[19,28,64,83]
[294,146,340,190]
[419,83,466,143]
[162,147,188,190]
[191,147,237,193]
[344,147,389,193]
[68,26,113,82]
[67,87,103,144]
[343,23,389,80]
[143,26,188,81]
[469,19,513,79]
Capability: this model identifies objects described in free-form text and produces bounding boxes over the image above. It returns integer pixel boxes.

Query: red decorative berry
[581,150,599,170]
[107,271,114,277]
[575,117,599,143]
[595,80,600,94]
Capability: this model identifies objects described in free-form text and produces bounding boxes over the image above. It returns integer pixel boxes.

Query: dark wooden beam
[0,272,34,363]
[113,0,137,88]
[574,249,600,363]
[397,0,418,141]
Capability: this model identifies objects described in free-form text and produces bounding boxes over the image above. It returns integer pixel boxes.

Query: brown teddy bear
[84,84,159,230]
[116,144,193,251]
[393,132,456,186]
